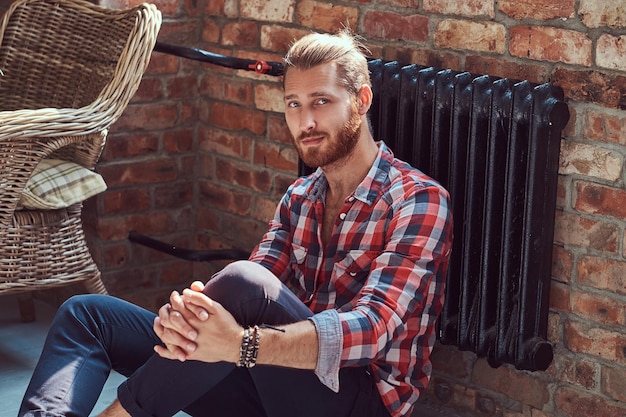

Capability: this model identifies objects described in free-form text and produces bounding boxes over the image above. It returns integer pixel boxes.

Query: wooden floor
[0,293,461,417]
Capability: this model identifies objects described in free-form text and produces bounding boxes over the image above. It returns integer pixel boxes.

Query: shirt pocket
[331,250,379,308]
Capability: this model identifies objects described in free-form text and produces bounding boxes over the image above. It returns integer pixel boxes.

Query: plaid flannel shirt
[249,142,453,417]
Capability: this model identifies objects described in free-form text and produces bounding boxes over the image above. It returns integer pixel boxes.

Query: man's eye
[287,101,300,108]
[316,98,329,105]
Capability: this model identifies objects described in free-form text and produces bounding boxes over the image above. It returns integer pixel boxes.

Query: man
[19,30,453,417]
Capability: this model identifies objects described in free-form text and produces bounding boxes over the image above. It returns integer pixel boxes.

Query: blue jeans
[19,261,390,417]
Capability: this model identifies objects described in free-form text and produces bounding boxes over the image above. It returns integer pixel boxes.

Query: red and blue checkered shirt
[249,142,453,417]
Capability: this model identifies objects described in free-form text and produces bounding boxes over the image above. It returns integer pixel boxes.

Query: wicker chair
[0,0,161,321]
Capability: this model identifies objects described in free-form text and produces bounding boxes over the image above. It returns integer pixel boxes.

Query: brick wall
[3,0,626,415]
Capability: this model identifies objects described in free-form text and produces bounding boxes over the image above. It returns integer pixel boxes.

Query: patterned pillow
[19,159,107,210]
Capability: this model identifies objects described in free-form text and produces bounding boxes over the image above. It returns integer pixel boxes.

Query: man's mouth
[299,133,325,146]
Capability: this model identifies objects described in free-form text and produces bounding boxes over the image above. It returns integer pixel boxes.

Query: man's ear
[357,85,373,115]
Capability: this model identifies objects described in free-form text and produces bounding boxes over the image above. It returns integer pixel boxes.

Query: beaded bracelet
[237,325,260,368]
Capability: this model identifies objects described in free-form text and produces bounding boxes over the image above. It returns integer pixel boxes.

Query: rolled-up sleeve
[309,309,343,392]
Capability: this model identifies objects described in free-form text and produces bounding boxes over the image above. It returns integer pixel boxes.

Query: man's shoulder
[387,157,445,193]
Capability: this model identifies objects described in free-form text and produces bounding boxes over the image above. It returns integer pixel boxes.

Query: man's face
[283,62,361,168]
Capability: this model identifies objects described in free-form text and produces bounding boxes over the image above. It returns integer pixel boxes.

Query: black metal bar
[154,41,285,76]
[128,231,250,262]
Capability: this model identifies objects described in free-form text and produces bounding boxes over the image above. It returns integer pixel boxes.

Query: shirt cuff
[309,309,342,392]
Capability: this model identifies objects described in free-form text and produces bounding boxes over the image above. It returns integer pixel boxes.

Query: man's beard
[296,105,362,169]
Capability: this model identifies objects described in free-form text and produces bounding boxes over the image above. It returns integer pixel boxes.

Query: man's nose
[299,109,316,133]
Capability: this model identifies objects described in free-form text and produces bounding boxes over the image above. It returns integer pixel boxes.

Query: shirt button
[348,196,355,202]
[339,213,346,220]
[349,272,357,277]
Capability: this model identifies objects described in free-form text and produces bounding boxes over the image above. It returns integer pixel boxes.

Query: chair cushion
[19,159,107,210]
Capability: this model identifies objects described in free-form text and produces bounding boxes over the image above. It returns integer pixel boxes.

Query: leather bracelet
[237,325,260,368]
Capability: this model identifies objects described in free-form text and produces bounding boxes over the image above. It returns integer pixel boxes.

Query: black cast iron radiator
[361,60,569,372]
[132,42,570,372]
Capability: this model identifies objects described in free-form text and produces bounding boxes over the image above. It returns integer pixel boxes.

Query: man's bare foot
[98,400,131,417]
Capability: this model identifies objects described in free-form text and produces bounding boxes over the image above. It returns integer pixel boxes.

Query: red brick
[601,365,626,402]
[584,109,626,144]
[222,21,259,48]
[551,67,626,109]
[565,320,626,364]
[241,0,294,22]
[363,11,429,42]
[113,102,179,131]
[578,0,626,29]
[549,281,571,312]
[159,260,195,286]
[559,142,622,182]
[465,55,549,84]
[179,155,196,180]
[197,181,252,216]
[101,132,159,161]
[273,173,299,198]
[132,78,164,102]
[510,26,592,66]
[253,141,299,172]
[208,102,267,135]
[164,129,195,153]
[215,158,272,193]
[128,212,177,235]
[553,211,619,253]
[499,0,574,20]
[383,46,460,70]
[145,53,180,76]
[555,357,598,389]
[574,181,626,218]
[577,256,626,296]
[196,207,221,235]
[102,189,151,214]
[471,360,550,409]
[424,0,494,17]
[551,245,573,284]
[156,20,202,46]
[100,159,178,187]
[571,291,624,325]
[198,126,252,159]
[96,212,173,241]
[153,183,194,209]
[430,343,472,379]
[166,75,199,100]
[253,196,280,223]
[181,101,198,125]
[101,243,130,269]
[268,115,294,145]
[547,312,562,345]
[427,377,479,412]
[182,0,201,16]
[220,213,267,249]
[202,18,220,43]
[434,20,506,53]
[260,25,311,54]
[204,0,225,16]
[597,34,626,71]
[200,74,253,105]
[555,386,626,417]
[103,267,159,294]
[254,83,284,113]
[296,0,359,32]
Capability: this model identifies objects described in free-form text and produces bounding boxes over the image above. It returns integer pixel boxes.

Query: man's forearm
[255,320,319,370]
